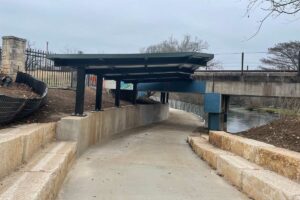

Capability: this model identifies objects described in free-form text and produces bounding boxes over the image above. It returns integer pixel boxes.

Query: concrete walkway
[57,109,248,200]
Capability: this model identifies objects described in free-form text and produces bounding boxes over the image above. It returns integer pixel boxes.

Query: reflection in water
[227,106,279,133]
[151,97,279,133]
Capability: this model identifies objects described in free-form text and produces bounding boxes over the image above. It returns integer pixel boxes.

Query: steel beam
[137,80,206,94]
[124,77,191,83]
[104,73,191,81]
[86,67,193,74]
[50,53,211,67]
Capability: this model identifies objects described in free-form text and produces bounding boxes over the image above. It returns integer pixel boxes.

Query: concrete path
[57,109,248,200]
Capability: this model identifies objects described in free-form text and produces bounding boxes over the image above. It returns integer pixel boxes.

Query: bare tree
[141,35,208,53]
[141,35,222,69]
[246,0,300,39]
[248,0,300,16]
[260,41,300,70]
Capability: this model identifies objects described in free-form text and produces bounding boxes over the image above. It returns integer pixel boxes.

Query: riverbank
[240,116,300,152]
[257,107,300,116]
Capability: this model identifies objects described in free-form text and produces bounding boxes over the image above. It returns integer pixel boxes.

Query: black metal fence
[25,49,75,88]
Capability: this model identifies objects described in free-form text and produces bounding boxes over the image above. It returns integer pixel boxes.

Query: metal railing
[207,51,300,76]
[25,49,75,88]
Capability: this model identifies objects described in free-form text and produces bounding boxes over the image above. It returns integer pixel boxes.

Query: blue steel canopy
[46,52,214,116]
[47,52,213,82]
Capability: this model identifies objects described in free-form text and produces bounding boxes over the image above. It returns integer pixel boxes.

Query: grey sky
[0,0,299,69]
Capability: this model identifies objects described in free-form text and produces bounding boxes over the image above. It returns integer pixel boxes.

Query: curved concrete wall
[56,104,169,155]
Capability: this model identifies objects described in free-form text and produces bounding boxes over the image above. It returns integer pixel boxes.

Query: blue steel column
[74,67,86,116]
[204,93,227,131]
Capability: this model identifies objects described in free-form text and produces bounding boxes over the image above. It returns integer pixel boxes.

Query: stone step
[217,154,262,189]
[188,136,300,200]
[209,131,300,183]
[0,123,56,180]
[0,141,77,200]
[188,135,233,169]
[242,169,300,200]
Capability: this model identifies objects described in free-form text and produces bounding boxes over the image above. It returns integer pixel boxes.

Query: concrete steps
[209,131,300,183]
[188,135,300,200]
[0,141,76,200]
[0,123,56,180]
[0,123,77,199]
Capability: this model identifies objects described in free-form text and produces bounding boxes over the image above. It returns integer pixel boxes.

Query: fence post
[298,51,300,76]
[1,36,27,78]
[241,52,244,76]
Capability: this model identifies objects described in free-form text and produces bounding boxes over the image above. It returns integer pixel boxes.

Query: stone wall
[1,36,26,77]
[56,104,169,155]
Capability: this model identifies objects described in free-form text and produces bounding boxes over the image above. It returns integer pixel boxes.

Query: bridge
[137,69,300,131]
[193,70,300,98]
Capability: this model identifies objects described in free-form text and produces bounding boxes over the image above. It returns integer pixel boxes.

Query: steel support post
[115,80,121,107]
[241,52,244,76]
[74,67,86,116]
[222,95,230,131]
[161,92,166,104]
[132,83,137,104]
[95,75,103,111]
[166,92,169,103]
[298,51,300,76]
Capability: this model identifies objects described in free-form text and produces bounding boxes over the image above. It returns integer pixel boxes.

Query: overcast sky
[0,0,299,69]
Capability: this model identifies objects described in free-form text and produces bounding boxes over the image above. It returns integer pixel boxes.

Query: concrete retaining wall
[0,123,56,180]
[56,104,169,155]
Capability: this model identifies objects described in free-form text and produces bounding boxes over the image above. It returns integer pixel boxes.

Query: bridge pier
[204,93,229,131]
[137,80,229,131]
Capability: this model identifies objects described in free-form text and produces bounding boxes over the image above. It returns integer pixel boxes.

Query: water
[227,106,279,133]
[151,97,279,133]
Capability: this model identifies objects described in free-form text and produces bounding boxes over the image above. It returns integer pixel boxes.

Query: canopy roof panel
[47,52,213,82]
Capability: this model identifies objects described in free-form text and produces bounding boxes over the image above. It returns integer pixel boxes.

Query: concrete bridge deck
[57,109,248,200]
[193,71,300,97]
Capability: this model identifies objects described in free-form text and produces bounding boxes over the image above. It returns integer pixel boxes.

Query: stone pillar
[1,36,27,77]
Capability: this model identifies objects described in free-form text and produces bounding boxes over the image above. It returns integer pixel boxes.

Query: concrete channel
[57,109,248,200]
